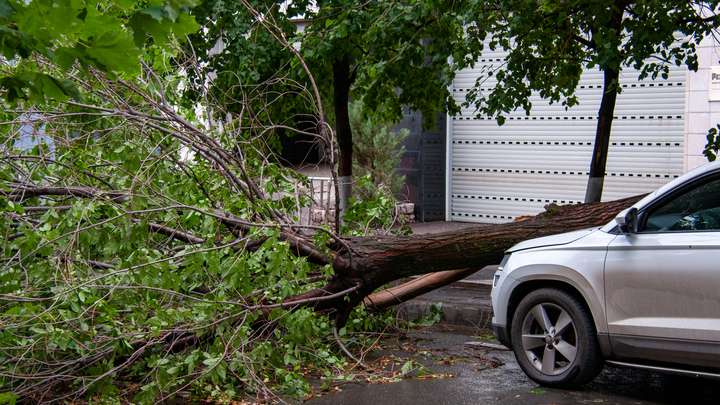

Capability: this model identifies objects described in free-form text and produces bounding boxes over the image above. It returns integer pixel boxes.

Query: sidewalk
[406,220,483,235]
[396,221,499,327]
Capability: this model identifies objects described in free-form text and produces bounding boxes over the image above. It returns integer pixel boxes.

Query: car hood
[507,228,598,253]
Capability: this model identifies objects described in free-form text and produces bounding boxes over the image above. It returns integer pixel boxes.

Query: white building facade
[444,37,720,223]
[686,36,720,171]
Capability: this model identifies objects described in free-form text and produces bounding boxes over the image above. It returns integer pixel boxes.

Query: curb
[398,298,494,328]
[452,279,493,290]
[397,282,494,328]
[394,265,498,327]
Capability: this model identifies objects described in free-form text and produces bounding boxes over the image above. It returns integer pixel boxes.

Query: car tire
[510,288,604,388]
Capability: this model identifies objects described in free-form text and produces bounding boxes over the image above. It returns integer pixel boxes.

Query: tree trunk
[333,56,353,219]
[306,195,645,324]
[584,66,620,203]
[584,3,624,203]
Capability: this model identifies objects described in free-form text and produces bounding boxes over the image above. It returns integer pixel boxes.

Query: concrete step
[396,283,494,328]
[395,264,498,326]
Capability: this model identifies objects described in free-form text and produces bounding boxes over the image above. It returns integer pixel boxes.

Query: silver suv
[491,161,720,387]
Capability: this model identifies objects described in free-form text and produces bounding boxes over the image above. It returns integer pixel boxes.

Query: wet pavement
[299,324,720,405]
[296,221,720,404]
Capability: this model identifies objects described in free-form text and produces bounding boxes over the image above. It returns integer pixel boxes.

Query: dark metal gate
[395,108,447,222]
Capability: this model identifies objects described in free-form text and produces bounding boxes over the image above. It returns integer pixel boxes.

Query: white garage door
[448,49,686,223]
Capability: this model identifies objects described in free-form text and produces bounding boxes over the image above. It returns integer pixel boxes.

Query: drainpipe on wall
[445,61,454,222]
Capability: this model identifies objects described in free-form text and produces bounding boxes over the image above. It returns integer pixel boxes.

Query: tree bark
[363,268,481,310]
[333,56,353,219]
[585,66,620,203]
[306,195,644,324]
[584,2,624,203]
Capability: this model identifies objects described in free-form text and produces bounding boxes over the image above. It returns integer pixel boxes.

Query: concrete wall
[685,37,720,171]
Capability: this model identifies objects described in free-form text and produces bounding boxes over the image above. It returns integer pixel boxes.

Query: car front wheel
[510,288,604,387]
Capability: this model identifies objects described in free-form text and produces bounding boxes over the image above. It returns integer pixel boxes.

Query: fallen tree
[295,194,644,324]
[360,194,643,310]
[0,35,642,405]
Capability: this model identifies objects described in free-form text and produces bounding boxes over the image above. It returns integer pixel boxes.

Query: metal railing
[293,176,334,226]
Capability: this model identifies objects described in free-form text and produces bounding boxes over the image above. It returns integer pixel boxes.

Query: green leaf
[400,360,413,375]
[0,392,20,405]
[86,31,141,75]
[172,13,199,38]
[42,75,83,102]
[129,6,197,49]
[0,0,15,22]
[166,0,198,21]
[216,362,226,380]
[0,26,35,60]
[0,72,82,103]
[129,11,166,48]
[138,6,168,24]
[4,306,22,315]
[113,0,136,10]
[203,356,220,368]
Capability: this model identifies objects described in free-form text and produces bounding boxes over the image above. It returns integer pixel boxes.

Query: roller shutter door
[449,48,685,223]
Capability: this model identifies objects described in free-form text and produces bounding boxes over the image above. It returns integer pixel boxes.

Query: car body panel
[605,232,720,342]
[492,160,720,374]
[609,334,720,368]
[507,228,598,253]
[491,230,616,335]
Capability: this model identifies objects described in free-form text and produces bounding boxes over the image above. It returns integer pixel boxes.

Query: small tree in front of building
[349,101,408,201]
[467,0,720,203]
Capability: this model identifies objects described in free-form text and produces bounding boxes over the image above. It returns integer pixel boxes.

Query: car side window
[644,178,720,232]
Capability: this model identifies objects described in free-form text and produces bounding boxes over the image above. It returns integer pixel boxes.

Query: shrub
[349,101,408,201]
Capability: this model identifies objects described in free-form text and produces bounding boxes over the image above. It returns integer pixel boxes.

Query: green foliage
[298,0,485,130]
[466,0,720,122]
[704,124,720,162]
[420,302,445,326]
[340,101,413,236]
[0,2,480,402]
[0,60,345,403]
[349,101,408,201]
[398,359,436,379]
[0,45,436,402]
[185,0,487,216]
[341,176,412,236]
[182,0,310,130]
[0,72,82,104]
[187,0,485,131]
[0,0,199,103]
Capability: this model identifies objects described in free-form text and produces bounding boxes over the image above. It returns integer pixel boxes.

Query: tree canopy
[465,0,720,202]
[0,0,198,103]
[0,31,360,405]
[186,0,487,214]
[0,1,493,402]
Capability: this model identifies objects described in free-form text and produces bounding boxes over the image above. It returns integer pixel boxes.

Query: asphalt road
[299,324,720,405]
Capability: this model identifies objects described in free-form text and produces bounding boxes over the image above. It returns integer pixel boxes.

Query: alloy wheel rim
[520,302,578,376]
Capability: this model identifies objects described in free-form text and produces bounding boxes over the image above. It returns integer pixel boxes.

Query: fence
[293,176,334,226]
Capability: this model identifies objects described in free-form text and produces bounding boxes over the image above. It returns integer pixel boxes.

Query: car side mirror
[615,207,638,235]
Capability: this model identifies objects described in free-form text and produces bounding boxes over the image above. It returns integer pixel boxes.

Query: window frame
[637,172,720,234]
